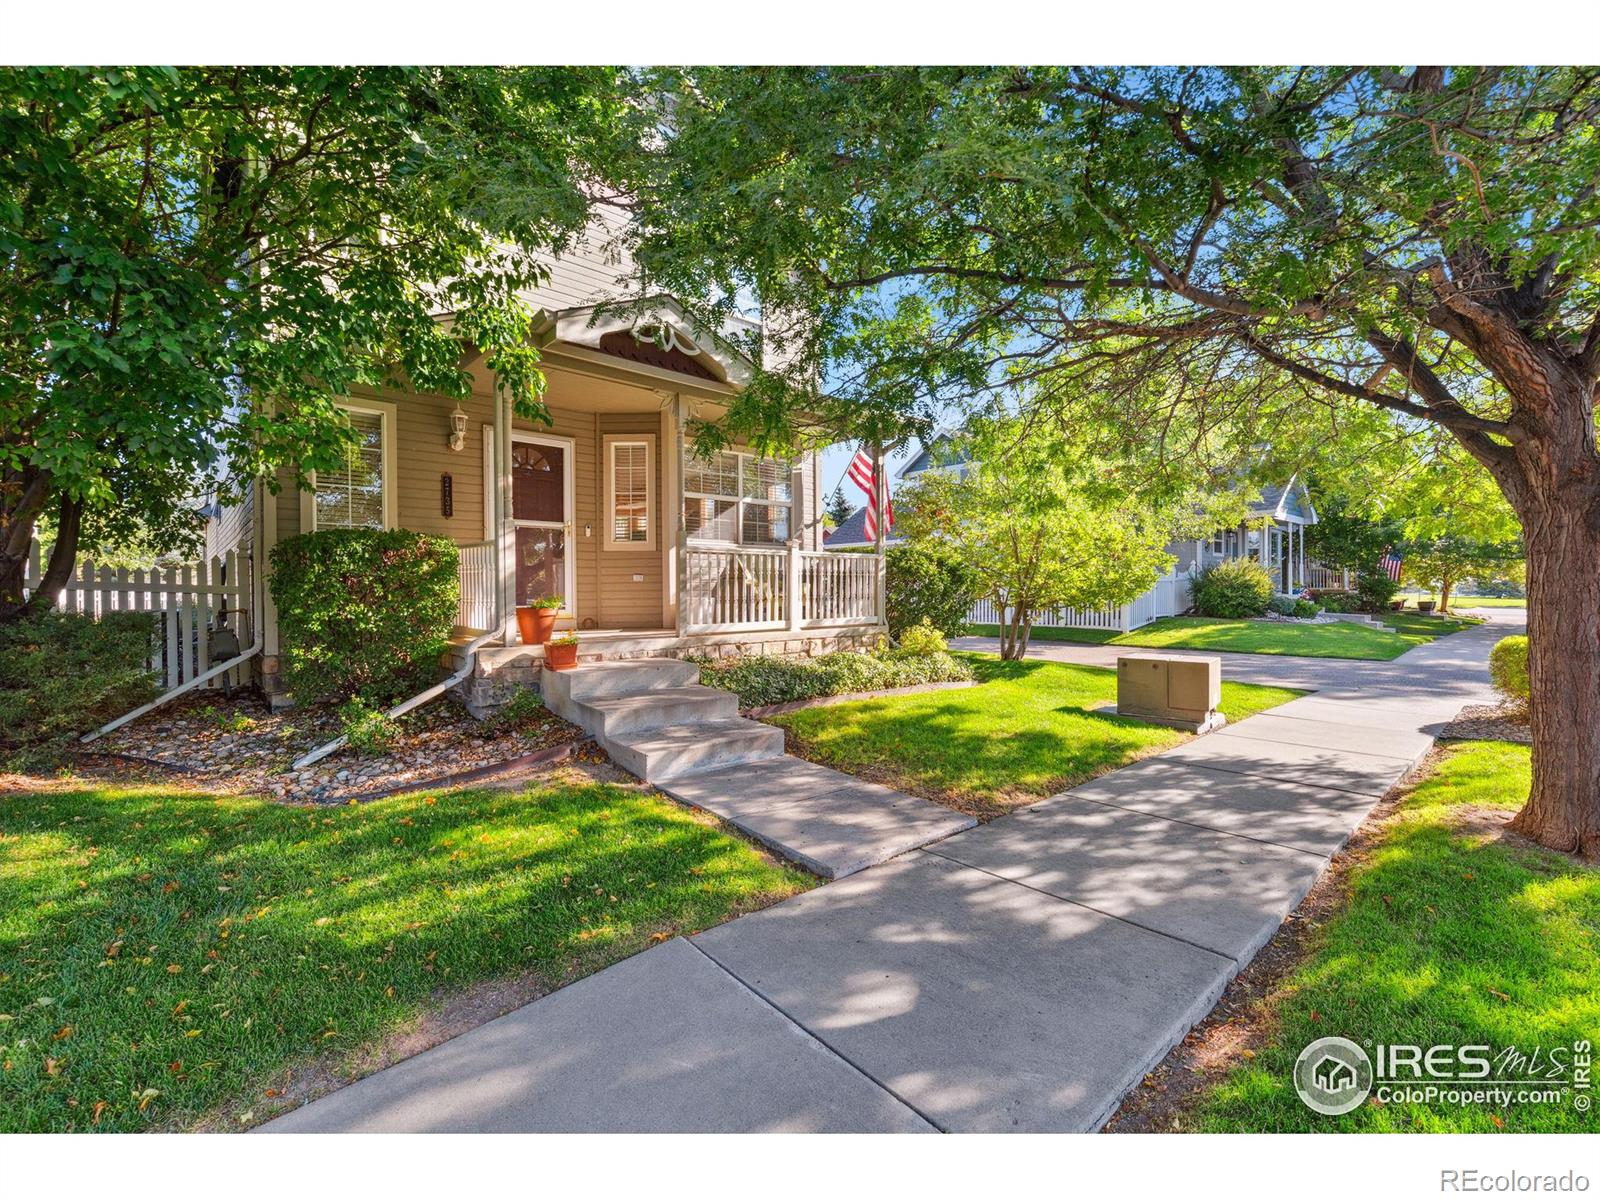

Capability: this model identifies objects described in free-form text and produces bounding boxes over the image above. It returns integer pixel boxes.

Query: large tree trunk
[1507,499,1600,859]
[0,467,54,622]
[28,494,83,616]
[1438,572,1453,615]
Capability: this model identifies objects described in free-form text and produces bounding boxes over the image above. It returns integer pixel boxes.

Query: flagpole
[873,440,887,629]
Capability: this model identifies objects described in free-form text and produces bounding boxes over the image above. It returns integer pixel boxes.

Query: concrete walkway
[260,618,1509,1134]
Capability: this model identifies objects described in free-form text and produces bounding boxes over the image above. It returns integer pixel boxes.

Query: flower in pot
[544,633,580,671]
[515,594,563,645]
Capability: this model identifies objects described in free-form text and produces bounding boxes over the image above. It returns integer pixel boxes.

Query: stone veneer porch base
[455,624,886,717]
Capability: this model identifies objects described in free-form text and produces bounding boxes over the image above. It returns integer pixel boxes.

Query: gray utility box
[1115,652,1225,733]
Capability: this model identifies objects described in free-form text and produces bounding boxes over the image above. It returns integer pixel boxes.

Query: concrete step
[543,658,700,706]
[576,686,740,740]
[606,718,786,783]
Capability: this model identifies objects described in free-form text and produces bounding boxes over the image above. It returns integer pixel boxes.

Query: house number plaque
[441,472,453,518]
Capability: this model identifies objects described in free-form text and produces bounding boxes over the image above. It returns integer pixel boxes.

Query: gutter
[288,628,500,772]
[81,636,263,744]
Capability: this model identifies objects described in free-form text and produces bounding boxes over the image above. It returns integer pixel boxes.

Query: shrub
[1355,567,1400,613]
[894,618,948,657]
[270,529,459,706]
[1315,590,1360,613]
[1267,595,1299,616]
[338,697,400,757]
[480,687,546,737]
[0,610,158,769]
[1292,599,1320,619]
[1489,635,1530,709]
[692,648,974,709]
[1191,559,1274,618]
[885,544,979,638]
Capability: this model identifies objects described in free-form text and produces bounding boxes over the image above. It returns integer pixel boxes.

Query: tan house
[207,213,886,711]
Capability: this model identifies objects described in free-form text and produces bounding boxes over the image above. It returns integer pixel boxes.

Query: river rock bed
[95,689,584,802]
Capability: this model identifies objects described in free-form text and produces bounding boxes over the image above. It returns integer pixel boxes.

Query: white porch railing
[1306,563,1353,590]
[801,550,879,627]
[677,539,884,635]
[683,544,789,632]
[22,541,253,690]
[456,540,496,632]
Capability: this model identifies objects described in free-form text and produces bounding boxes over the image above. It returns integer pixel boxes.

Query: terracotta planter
[545,641,579,671]
[1389,599,1406,611]
[515,605,558,645]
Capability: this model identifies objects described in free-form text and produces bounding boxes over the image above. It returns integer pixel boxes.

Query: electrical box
[1116,653,1223,732]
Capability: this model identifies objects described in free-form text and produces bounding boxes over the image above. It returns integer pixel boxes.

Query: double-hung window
[303,399,397,531]
[682,448,792,546]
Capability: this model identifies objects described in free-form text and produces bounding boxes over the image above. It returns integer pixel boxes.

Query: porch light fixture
[447,403,468,452]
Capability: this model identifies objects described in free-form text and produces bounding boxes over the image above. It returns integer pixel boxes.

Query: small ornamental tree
[269,530,459,707]
[895,420,1186,660]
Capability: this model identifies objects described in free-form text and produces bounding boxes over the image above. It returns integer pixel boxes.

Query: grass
[0,774,810,1132]
[1403,594,1526,609]
[769,655,1301,817]
[1193,740,1599,1132]
[969,611,1480,660]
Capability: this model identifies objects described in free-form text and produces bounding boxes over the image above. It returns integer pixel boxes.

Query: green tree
[825,484,854,527]
[1,66,628,617]
[895,418,1191,660]
[629,66,1600,856]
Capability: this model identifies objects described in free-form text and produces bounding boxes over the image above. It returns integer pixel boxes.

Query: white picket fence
[23,542,254,690]
[968,572,1192,634]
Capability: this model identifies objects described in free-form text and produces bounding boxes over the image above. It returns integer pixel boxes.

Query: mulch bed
[90,689,585,803]
[1439,702,1532,744]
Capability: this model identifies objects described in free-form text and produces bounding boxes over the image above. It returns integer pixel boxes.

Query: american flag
[847,445,893,542]
[1379,549,1403,582]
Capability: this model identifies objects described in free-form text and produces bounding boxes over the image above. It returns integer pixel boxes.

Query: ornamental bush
[1292,599,1320,619]
[691,648,974,709]
[270,529,459,706]
[894,618,948,657]
[1191,559,1274,618]
[1355,567,1401,614]
[0,610,157,769]
[885,544,980,638]
[1489,635,1530,710]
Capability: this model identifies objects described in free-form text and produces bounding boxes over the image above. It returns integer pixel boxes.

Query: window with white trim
[308,403,394,530]
[682,448,792,546]
[605,435,655,549]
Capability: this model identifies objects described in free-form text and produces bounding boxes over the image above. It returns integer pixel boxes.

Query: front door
[511,433,575,616]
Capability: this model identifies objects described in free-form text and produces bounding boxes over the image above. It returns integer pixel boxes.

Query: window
[1208,532,1226,556]
[303,400,396,531]
[604,435,655,550]
[682,447,792,546]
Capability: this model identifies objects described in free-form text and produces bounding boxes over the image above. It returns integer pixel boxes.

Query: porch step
[604,717,786,783]
[575,686,740,740]
[542,658,700,705]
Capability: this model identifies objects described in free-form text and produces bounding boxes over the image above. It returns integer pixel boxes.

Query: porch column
[494,390,515,643]
[873,441,887,627]
[661,391,682,630]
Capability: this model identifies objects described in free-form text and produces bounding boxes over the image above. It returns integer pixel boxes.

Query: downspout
[82,476,268,744]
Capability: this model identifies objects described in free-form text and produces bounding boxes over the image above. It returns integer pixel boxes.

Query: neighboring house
[205,210,886,707]
[859,432,1324,633]
[824,504,906,551]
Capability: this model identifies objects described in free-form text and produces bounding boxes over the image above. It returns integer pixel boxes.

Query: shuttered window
[604,436,655,550]
[311,407,391,530]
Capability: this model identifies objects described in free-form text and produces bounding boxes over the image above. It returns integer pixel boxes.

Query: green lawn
[770,656,1301,817]
[1406,594,1526,609]
[1193,740,1599,1132]
[970,612,1480,660]
[0,775,809,1132]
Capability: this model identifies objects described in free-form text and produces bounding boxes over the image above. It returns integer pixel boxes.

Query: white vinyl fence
[968,571,1193,634]
[22,542,254,690]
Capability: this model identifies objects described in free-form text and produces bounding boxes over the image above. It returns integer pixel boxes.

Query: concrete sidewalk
[260,619,1505,1134]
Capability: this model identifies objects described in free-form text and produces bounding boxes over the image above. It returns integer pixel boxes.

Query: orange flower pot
[516,606,558,645]
[545,640,579,671]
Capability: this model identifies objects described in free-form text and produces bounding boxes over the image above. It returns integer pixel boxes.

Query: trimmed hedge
[691,648,974,710]
[0,610,157,769]
[270,529,459,706]
[886,544,979,639]
[1489,635,1529,708]
[1191,559,1274,618]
